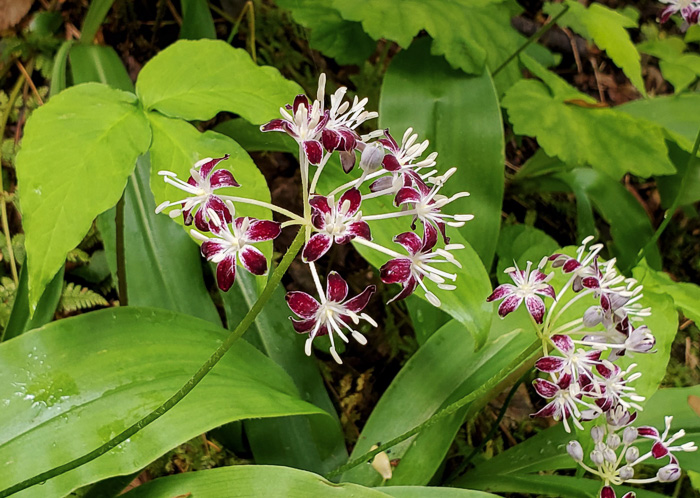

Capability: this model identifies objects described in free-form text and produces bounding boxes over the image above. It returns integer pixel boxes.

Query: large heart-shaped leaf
[0,307,325,497]
[16,83,151,310]
[379,39,504,268]
[135,39,302,123]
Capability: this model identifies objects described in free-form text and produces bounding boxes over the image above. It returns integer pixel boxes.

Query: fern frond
[59,283,108,313]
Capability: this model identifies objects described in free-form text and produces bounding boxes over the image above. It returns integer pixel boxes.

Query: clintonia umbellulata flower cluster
[155,74,471,364]
[658,0,700,25]
[487,237,697,497]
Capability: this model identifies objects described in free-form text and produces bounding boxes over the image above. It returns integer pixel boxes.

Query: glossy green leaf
[406,294,451,345]
[147,112,272,234]
[69,44,134,92]
[637,38,700,92]
[222,271,347,474]
[0,307,325,498]
[274,0,376,65]
[341,317,537,486]
[16,83,151,310]
[136,39,302,123]
[331,0,524,83]
[379,39,504,267]
[546,0,645,94]
[495,224,559,281]
[49,40,73,96]
[618,93,700,153]
[180,0,216,40]
[122,155,221,323]
[633,261,700,324]
[80,0,115,43]
[123,465,391,498]
[502,73,674,179]
[379,488,497,498]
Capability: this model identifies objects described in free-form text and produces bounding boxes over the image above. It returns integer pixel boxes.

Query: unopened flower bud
[359,143,384,173]
[625,446,639,463]
[590,450,604,466]
[619,465,634,480]
[622,427,638,445]
[567,441,584,462]
[657,464,681,482]
[603,447,617,463]
[583,306,603,327]
[606,433,621,450]
[591,426,604,443]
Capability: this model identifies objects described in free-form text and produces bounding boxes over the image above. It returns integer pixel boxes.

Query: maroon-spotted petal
[600,486,616,498]
[530,402,559,419]
[535,356,566,373]
[595,362,618,379]
[394,231,422,256]
[338,188,361,216]
[381,129,399,151]
[497,294,523,318]
[582,277,600,289]
[422,223,438,252]
[261,119,295,136]
[637,426,660,438]
[533,378,559,398]
[486,283,516,302]
[535,284,556,299]
[326,271,349,302]
[246,219,281,242]
[239,246,268,275]
[203,195,232,228]
[387,276,419,304]
[525,295,546,324]
[380,258,412,284]
[291,317,316,333]
[562,259,582,273]
[215,254,237,292]
[344,285,376,313]
[286,291,320,318]
[620,493,635,498]
[309,195,332,215]
[322,129,342,151]
[302,233,333,262]
[346,221,371,241]
[652,441,669,459]
[382,154,401,172]
[199,155,230,178]
[394,187,421,206]
[550,334,574,354]
[209,169,240,189]
[293,94,309,114]
[369,176,393,192]
[340,150,356,173]
[660,5,675,23]
[201,241,226,260]
[338,129,358,151]
[303,140,323,165]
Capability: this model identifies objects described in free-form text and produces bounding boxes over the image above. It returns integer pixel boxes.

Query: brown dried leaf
[688,395,700,418]
[0,0,33,31]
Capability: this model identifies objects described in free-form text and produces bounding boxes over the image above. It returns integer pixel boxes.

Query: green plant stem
[216,0,256,60]
[0,227,306,498]
[445,369,530,483]
[0,194,18,285]
[115,193,128,306]
[325,340,541,480]
[635,126,700,266]
[492,5,570,77]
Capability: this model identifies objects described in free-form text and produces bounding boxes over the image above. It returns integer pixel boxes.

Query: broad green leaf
[122,155,221,323]
[633,261,700,324]
[122,465,390,498]
[49,40,73,96]
[69,44,134,92]
[618,93,700,153]
[331,0,524,82]
[406,294,451,345]
[459,473,665,498]
[513,148,572,181]
[136,39,302,123]
[222,271,347,474]
[341,317,537,486]
[180,0,216,40]
[274,0,376,65]
[546,0,645,94]
[0,307,325,498]
[502,78,675,179]
[637,38,700,92]
[214,117,295,152]
[147,112,272,234]
[379,39,504,267]
[495,224,559,281]
[16,83,151,310]
[379,488,497,498]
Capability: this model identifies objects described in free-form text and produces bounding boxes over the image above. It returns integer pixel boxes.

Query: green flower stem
[636,126,700,266]
[492,4,570,77]
[325,339,541,480]
[0,227,306,498]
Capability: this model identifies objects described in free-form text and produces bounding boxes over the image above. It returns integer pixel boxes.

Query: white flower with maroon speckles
[379,224,463,307]
[302,188,371,263]
[530,373,600,432]
[659,0,700,24]
[191,206,281,292]
[535,334,601,384]
[637,416,698,462]
[286,272,376,364]
[156,155,240,232]
[487,260,555,324]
